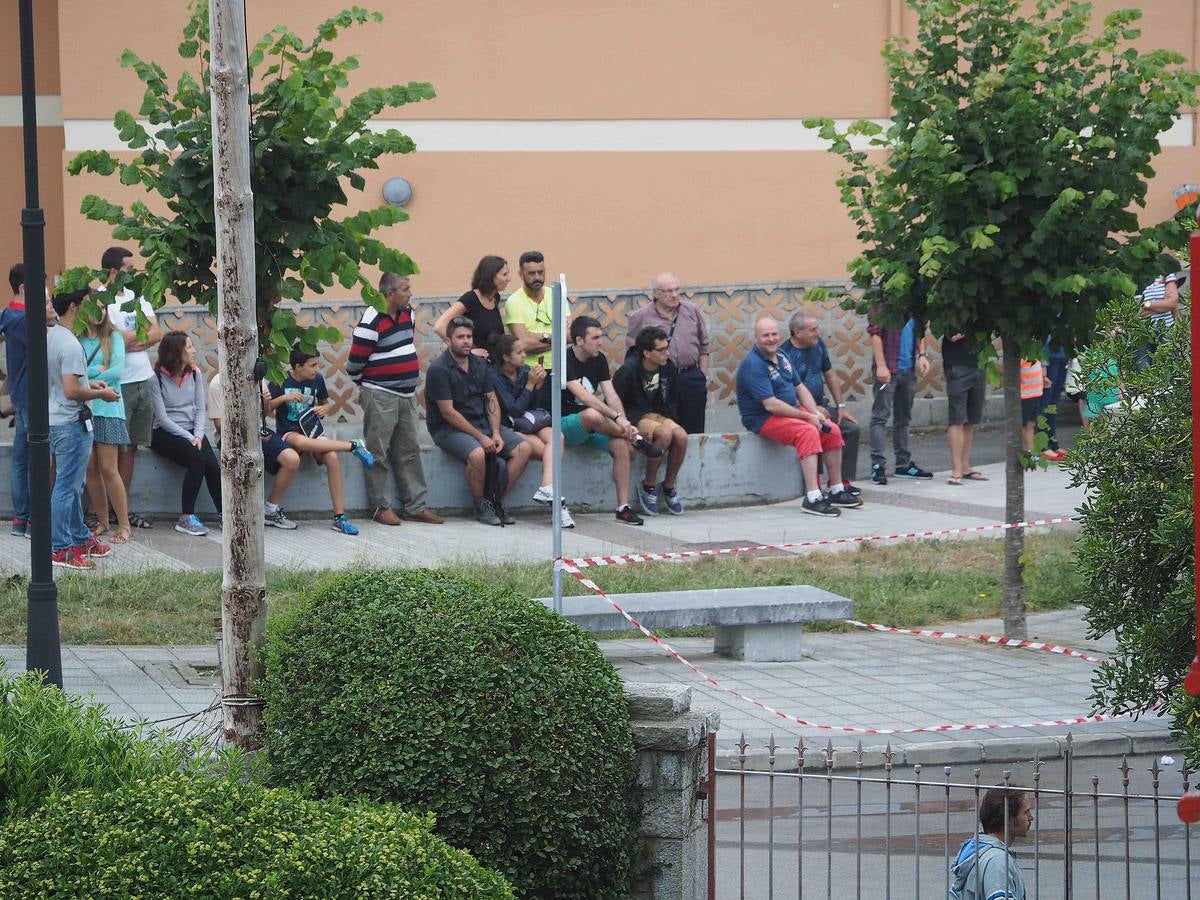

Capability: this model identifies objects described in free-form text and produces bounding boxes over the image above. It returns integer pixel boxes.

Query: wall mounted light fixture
[382,176,413,207]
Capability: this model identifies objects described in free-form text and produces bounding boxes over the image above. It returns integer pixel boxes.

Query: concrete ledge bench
[540,586,853,662]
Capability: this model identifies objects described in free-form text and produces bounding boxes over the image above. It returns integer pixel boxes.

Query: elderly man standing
[346,272,443,525]
[780,311,861,491]
[736,317,862,517]
[625,272,709,434]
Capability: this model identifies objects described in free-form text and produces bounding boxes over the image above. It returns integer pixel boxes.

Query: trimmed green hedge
[0,772,513,897]
[0,667,184,822]
[260,568,638,899]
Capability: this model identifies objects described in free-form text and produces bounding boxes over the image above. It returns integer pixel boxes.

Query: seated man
[612,325,688,515]
[780,311,861,492]
[267,349,374,535]
[735,317,863,517]
[425,315,532,525]
[562,315,660,526]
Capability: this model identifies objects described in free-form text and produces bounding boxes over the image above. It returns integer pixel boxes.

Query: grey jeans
[868,368,915,470]
[359,388,429,513]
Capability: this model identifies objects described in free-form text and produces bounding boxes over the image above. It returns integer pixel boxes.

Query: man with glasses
[347,272,442,525]
[425,315,531,526]
[613,326,689,515]
[735,317,862,517]
[625,272,709,433]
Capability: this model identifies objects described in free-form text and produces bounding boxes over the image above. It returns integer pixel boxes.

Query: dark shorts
[1021,396,1041,425]
[946,365,985,426]
[431,426,524,463]
[262,431,290,475]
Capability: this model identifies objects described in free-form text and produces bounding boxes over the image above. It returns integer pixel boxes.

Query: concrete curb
[714,728,1178,770]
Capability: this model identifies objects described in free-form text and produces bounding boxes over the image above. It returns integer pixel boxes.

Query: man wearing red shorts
[735,317,863,517]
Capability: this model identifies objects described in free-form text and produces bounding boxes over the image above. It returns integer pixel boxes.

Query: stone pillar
[626,682,719,900]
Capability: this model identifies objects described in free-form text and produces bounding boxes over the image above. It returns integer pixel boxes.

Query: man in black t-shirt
[562,316,659,525]
[425,315,532,525]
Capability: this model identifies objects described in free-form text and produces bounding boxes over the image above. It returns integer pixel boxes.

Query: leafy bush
[1068,298,1194,757]
[0,667,184,822]
[0,772,513,898]
[260,569,638,899]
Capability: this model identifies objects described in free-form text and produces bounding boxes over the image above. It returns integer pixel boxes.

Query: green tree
[805,0,1197,636]
[1068,301,1194,758]
[65,1,434,374]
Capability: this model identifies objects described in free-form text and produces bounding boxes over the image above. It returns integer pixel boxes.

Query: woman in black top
[434,255,509,356]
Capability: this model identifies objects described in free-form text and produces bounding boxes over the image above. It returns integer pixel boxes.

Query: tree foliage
[66,1,434,376]
[804,0,1198,352]
[1068,302,1194,757]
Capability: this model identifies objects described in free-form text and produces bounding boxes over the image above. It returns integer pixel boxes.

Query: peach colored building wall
[1,1,1197,293]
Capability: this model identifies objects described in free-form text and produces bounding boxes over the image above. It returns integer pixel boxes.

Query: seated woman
[489,334,573,528]
[148,331,221,536]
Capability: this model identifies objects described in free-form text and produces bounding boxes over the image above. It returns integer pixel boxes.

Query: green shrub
[260,568,638,899]
[0,772,513,898]
[1068,298,1195,757]
[0,667,184,821]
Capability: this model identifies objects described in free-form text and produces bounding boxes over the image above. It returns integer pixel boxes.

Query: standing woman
[434,255,509,356]
[79,303,132,542]
[148,331,222,536]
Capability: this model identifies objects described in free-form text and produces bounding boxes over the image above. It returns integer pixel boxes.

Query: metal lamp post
[19,0,61,688]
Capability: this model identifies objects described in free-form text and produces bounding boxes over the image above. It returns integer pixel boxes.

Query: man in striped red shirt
[347,273,442,525]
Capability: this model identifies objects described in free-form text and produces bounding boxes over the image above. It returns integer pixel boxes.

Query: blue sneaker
[175,514,208,536]
[660,484,684,515]
[331,513,359,535]
[349,440,374,468]
[636,482,659,516]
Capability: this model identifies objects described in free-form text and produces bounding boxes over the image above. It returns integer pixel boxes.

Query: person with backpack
[949,787,1033,899]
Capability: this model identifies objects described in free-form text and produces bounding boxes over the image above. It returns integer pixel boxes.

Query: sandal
[85,511,100,531]
[962,471,990,481]
[128,511,154,529]
[947,475,963,485]
[110,528,132,544]
[91,523,110,538]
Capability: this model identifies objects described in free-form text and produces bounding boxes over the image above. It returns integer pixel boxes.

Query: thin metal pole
[943,766,952,900]
[1034,752,1044,899]
[707,730,717,900]
[884,746,893,899]
[797,738,805,900]
[18,0,59,688]
[913,764,922,900]
[1185,764,1194,900]
[1121,755,1132,900]
[739,734,747,900]
[1065,733,1075,898]
[550,277,565,613]
[1092,774,1101,899]
[767,735,776,900]
[825,741,834,900]
[1152,755,1162,900]
[854,742,863,900]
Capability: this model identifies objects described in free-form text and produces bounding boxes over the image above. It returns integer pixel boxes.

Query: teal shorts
[562,413,610,452]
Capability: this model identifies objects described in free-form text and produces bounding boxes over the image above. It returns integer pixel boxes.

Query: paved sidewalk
[4,428,1173,765]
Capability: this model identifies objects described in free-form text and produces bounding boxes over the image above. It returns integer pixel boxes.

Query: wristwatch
[836,402,846,409]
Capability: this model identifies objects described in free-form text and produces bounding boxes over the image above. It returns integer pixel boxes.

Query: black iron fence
[704,731,1195,899]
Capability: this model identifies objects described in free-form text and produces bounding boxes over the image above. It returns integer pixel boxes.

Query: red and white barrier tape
[562,515,1078,570]
[557,554,1126,735]
[841,620,1105,665]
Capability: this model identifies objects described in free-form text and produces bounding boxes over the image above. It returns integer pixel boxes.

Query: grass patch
[0,532,1082,645]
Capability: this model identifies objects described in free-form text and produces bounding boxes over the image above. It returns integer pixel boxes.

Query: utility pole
[209,0,267,747]
[19,0,61,688]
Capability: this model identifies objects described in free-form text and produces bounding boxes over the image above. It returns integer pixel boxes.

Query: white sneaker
[559,502,576,529]
[532,484,555,505]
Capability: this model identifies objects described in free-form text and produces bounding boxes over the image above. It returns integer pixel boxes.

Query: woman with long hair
[79,301,132,542]
[148,330,222,536]
[489,333,573,528]
[433,255,509,356]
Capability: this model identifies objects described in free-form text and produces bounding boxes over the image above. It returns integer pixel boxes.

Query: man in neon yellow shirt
[503,250,555,406]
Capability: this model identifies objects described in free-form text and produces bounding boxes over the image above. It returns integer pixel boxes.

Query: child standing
[267,349,374,534]
[1019,358,1050,455]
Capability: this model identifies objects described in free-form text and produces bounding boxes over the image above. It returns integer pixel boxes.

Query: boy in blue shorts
[267,349,374,534]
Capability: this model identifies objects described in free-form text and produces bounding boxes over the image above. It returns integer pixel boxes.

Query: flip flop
[947,475,963,485]
[963,471,990,481]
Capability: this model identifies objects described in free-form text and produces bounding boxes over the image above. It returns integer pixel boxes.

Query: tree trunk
[209,0,266,748]
[1000,335,1027,639]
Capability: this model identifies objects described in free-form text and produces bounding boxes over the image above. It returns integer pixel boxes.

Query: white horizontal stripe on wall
[0,95,63,127]
[62,114,1196,152]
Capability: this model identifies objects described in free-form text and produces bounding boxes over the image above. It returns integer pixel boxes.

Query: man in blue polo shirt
[780,311,861,491]
[0,264,30,536]
[736,317,862,517]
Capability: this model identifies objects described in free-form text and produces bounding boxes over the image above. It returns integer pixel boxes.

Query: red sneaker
[52,548,96,570]
[81,536,113,558]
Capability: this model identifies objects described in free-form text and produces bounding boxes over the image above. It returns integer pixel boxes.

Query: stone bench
[540,585,853,662]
